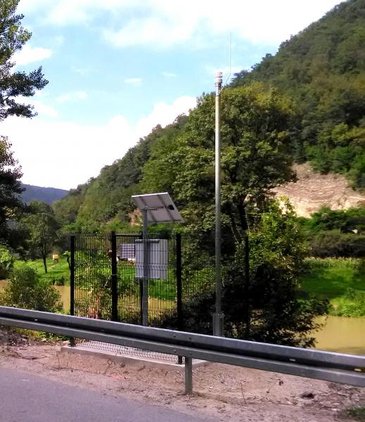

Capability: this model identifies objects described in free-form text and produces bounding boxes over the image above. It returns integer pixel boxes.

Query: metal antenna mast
[213,71,224,337]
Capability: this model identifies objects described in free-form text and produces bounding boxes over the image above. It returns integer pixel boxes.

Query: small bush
[331,288,365,317]
[0,265,62,312]
[310,231,365,258]
[0,244,14,279]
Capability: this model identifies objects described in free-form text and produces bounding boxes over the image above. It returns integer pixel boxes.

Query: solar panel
[131,192,183,223]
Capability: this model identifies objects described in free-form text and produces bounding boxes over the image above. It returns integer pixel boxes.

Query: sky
[1,0,344,190]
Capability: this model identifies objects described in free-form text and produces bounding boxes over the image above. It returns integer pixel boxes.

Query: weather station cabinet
[135,239,168,280]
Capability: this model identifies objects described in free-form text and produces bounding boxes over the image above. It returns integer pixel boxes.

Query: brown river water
[0,281,364,355]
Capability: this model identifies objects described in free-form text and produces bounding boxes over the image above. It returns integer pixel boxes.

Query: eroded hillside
[273,164,365,217]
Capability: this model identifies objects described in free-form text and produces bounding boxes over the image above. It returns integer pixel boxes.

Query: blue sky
[2,0,343,190]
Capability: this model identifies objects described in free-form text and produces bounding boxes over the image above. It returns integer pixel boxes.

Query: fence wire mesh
[73,234,112,320]
[71,233,183,327]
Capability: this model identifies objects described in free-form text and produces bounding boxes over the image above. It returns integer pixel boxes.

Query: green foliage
[15,257,70,286]
[0,264,62,312]
[21,201,60,273]
[299,257,365,316]
[0,244,14,278]
[343,406,365,422]
[231,0,365,188]
[74,249,112,318]
[53,118,188,232]
[162,201,328,347]
[0,0,48,121]
[55,1,365,231]
[0,136,24,245]
[226,201,327,347]
[52,183,88,229]
[143,84,296,248]
[310,231,365,257]
[300,206,365,257]
[303,206,365,233]
[333,288,365,317]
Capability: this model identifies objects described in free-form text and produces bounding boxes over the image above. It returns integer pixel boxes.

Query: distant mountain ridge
[21,184,69,205]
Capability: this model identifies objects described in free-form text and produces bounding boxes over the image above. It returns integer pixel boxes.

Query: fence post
[111,231,118,322]
[70,235,75,316]
[69,235,75,347]
[176,233,183,331]
[176,233,183,364]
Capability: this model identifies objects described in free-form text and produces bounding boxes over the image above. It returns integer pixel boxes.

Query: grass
[299,258,365,317]
[342,406,365,421]
[14,257,70,286]
[14,257,177,301]
[19,256,365,317]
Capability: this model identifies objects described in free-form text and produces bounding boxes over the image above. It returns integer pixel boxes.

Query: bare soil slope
[273,164,365,217]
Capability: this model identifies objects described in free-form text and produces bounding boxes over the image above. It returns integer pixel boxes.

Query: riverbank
[300,258,365,317]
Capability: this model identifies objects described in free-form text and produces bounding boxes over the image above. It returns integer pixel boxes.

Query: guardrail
[0,306,364,394]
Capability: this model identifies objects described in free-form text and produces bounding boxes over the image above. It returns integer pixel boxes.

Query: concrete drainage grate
[62,340,207,369]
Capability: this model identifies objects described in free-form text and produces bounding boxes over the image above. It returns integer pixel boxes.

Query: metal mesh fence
[115,233,178,325]
[73,234,112,320]
[71,233,181,327]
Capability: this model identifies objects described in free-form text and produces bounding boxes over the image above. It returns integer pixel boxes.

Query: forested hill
[53,0,365,231]
[21,184,68,205]
[53,117,188,231]
[231,0,365,187]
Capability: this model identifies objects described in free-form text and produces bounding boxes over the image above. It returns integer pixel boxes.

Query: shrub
[0,265,62,312]
[310,231,365,257]
[161,201,328,347]
[0,244,14,279]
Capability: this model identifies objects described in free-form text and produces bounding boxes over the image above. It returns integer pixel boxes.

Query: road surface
[0,368,212,422]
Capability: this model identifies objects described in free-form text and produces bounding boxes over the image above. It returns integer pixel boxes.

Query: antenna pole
[213,71,224,337]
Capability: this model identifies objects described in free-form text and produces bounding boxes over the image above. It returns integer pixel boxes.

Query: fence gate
[70,232,182,328]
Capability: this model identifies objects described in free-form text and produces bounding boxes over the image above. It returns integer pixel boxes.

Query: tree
[143,83,296,244]
[160,201,328,346]
[145,83,329,345]
[230,0,365,188]
[0,2,48,248]
[0,136,24,244]
[22,201,59,273]
[0,243,14,278]
[0,0,48,121]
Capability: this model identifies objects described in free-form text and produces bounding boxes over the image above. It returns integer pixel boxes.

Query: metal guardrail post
[185,357,193,394]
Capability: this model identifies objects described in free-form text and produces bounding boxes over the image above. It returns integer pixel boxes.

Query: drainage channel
[64,341,207,369]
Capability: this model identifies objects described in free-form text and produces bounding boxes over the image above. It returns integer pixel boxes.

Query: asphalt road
[0,368,211,422]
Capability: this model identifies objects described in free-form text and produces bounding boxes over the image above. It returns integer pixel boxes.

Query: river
[0,281,364,355]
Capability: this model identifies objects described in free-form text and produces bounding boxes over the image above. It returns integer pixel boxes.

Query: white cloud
[56,91,88,103]
[14,45,53,66]
[136,96,196,137]
[1,95,196,190]
[20,0,343,48]
[124,78,143,87]
[31,101,59,118]
[103,15,196,48]
[71,66,93,76]
[162,72,177,78]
